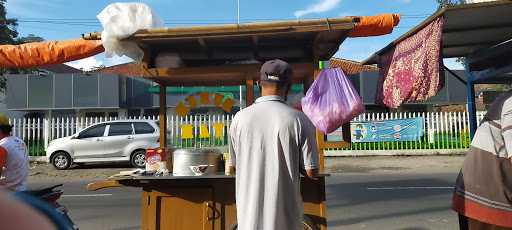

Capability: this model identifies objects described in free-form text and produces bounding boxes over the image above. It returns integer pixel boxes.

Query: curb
[324,149,467,157]
[29,150,467,162]
[30,156,48,163]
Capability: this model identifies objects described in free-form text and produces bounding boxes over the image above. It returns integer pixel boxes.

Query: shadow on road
[397,228,432,230]
[69,163,134,170]
[328,206,448,226]
[326,175,457,227]
[327,177,454,208]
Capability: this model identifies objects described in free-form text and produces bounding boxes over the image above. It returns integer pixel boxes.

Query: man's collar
[255,95,284,103]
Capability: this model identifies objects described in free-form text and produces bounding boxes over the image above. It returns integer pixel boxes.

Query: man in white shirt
[228,59,319,230]
[0,114,29,191]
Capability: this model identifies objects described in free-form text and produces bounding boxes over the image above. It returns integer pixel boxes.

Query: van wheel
[130,150,146,168]
[52,152,72,170]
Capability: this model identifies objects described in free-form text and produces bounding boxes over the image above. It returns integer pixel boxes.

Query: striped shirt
[453,90,512,227]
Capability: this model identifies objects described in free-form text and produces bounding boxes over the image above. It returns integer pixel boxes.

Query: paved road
[326,172,458,230]
[28,172,460,230]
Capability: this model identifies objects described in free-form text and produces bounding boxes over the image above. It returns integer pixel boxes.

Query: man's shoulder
[235,102,310,122]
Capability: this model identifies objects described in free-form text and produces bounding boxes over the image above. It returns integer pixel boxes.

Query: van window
[108,123,134,136]
[79,125,106,139]
[134,122,155,134]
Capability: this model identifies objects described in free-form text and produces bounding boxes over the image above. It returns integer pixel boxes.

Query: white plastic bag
[97,3,163,61]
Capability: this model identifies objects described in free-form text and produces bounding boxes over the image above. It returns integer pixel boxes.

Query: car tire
[51,151,72,170]
[130,150,146,168]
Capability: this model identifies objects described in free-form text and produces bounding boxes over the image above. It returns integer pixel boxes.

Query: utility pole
[237,0,240,24]
[237,0,243,109]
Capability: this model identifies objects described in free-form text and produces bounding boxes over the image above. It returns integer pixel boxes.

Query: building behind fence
[12,111,486,157]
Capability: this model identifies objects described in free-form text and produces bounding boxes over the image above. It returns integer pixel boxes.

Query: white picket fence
[12,111,486,156]
[11,115,234,156]
[345,111,486,151]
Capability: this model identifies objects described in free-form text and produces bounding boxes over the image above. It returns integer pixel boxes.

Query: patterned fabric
[453,91,512,228]
[376,17,444,108]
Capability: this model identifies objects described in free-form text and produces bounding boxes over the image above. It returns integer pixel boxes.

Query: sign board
[326,128,345,142]
[350,117,424,142]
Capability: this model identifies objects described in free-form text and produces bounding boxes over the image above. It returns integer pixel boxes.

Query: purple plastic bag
[301,68,364,134]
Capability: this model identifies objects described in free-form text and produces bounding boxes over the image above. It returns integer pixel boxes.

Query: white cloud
[294,0,342,18]
[339,11,358,17]
[66,56,104,71]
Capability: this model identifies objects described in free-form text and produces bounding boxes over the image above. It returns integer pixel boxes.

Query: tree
[0,1,45,93]
[0,0,17,45]
[14,34,44,45]
[436,0,467,65]
[436,0,465,9]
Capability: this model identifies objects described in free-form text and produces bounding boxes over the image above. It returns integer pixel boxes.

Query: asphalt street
[28,171,460,230]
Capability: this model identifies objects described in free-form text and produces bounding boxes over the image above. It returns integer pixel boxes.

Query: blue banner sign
[327,128,345,142]
[351,117,424,142]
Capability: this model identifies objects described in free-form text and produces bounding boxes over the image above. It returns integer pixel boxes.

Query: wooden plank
[132,21,354,39]
[145,63,312,78]
[154,188,213,230]
[321,140,351,149]
[159,84,167,149]
[141,190,150,230]
[312,60,326,171]
[142,63,313,86]
[245,79,255,106]
[86,180,122,191]
[83,16,356,40]
[302,177,327,230]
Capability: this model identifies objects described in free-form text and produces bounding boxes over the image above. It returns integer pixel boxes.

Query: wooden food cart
[85,17,357,230]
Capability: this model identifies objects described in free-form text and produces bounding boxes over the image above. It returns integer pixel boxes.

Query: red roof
[95,58,378,77]
[41,64,81,73]
[329,58,378,75]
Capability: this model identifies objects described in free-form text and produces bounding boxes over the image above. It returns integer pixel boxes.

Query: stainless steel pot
[172,148,222,176]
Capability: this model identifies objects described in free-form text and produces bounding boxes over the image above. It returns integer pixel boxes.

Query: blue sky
[6,0,463,70]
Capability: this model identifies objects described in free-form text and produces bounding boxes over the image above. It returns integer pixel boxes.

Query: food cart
[84,15,395,230]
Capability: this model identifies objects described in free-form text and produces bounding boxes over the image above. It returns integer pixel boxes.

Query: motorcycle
[22,184,78,230]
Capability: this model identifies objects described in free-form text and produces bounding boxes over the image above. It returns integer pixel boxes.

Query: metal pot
[172,148,222,176]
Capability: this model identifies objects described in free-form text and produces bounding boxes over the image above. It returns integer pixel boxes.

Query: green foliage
[0,0,17,45]
[492,84,512,92]
[14,34,44,45]
[436,0,466,8]
[0,1,45,92]
[436,0,467,65]
[333,131,471,151]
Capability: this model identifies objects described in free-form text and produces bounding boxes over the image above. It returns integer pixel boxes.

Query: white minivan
[47,120,160,170]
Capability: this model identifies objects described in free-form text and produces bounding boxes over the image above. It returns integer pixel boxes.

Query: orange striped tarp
[0,39,104,68]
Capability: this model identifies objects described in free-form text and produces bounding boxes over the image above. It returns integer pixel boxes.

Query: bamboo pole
[82,17,356,40]
[159,84,167,149]
[245,79,255,106]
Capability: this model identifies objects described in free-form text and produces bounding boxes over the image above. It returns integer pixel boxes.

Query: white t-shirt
[229,95,319,230]
[0,136,29,191]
